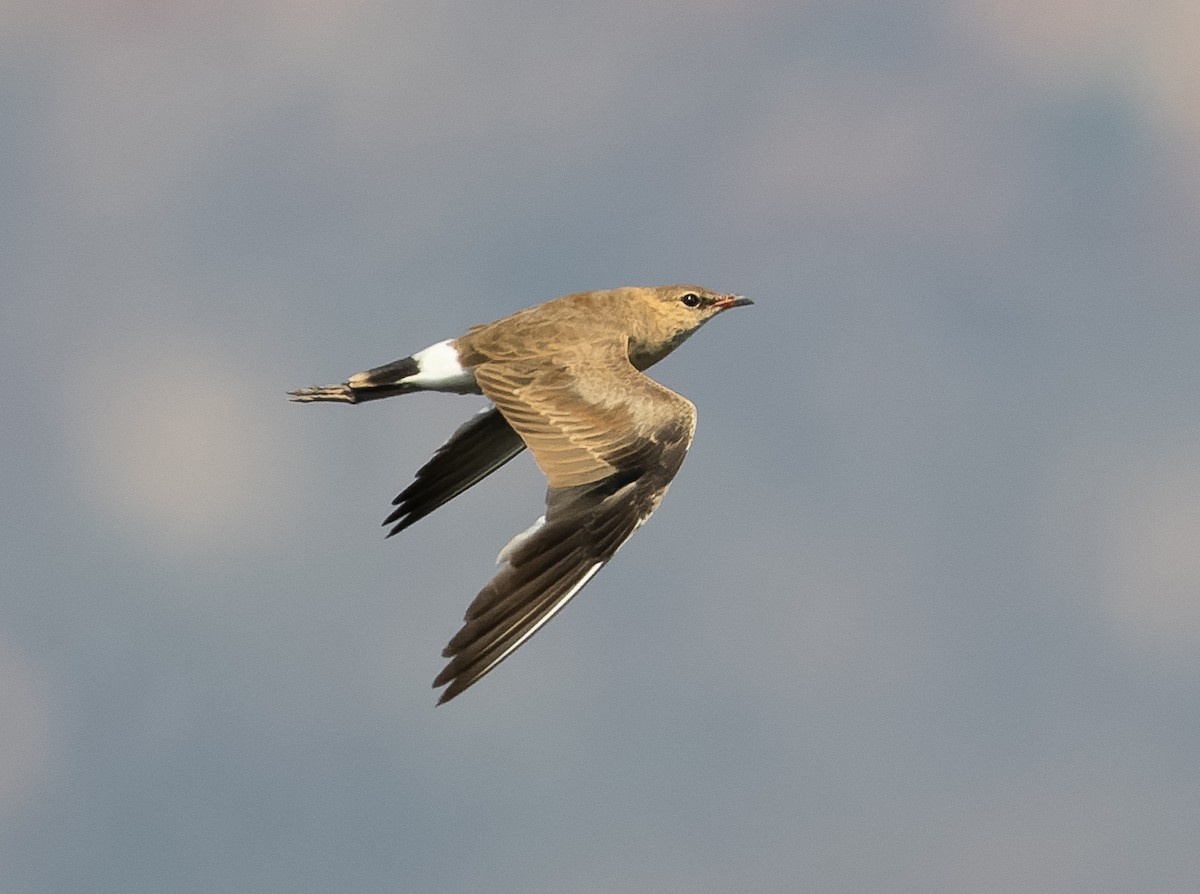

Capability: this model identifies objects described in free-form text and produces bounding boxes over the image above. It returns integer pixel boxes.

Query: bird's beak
[714,294,754,310]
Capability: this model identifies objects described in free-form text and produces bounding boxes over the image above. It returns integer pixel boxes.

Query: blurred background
[3,2,1199,892]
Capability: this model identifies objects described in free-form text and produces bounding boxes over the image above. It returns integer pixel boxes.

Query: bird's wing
[382,406,526,537]
[433,338,696,703]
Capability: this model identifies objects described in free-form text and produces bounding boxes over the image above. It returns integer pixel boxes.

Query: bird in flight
[290,285,752,703]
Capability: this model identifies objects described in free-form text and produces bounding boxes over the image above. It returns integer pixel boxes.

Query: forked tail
[288,355,420,404]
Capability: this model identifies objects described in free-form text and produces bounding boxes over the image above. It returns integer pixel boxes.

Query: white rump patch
[496,515,546,566]
[406,340,477,393]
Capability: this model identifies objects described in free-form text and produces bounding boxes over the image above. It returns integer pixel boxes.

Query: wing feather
[382,406,526,536]
[471,339,694,488]
[433,341,695,702]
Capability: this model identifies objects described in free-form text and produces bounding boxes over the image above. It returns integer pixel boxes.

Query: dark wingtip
[382,515,412,539]
[381,500,418,538]
[433,678,461,705]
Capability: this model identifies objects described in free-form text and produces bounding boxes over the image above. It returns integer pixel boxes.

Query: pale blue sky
[3,3,1200,892]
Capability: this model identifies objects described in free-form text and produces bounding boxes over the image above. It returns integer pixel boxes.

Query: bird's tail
[289,356,420,404]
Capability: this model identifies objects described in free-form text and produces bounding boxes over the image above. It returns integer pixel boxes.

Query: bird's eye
[680,292,701,308]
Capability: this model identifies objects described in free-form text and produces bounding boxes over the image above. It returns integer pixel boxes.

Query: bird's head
[623,285,753,369]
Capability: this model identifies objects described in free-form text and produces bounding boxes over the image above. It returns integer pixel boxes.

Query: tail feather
[289,356,420,404]
[288,383,358,403]
[348,356,419,389]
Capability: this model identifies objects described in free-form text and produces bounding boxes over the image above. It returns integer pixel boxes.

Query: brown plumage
[290,285,752,703]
